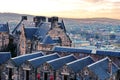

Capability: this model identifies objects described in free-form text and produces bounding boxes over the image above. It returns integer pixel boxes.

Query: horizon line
[0,12,120,20]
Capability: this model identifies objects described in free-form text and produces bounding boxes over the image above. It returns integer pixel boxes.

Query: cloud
[0,0,120,19]
[112,2,120,8]
[84,0,105,3]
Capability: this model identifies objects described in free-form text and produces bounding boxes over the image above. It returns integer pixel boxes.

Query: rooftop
[47,54,77,70]
[0,52,11,65]
[11,51,44,67]
[88,57,119,80]
[67,56,94,73]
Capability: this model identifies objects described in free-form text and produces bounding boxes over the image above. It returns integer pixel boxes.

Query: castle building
[19,16,72,55]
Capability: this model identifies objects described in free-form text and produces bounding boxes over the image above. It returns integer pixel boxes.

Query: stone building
[21,53,60,80]
[19,16,72,55]
[48,18,71,47]
[87,57,119,80]
[65,56,94,80]
[4,50,120,80]
[52,46,120,80]
[52,46,120,67]
[6,52,44,80]
[45,54,77,80]
[0,23,9,51]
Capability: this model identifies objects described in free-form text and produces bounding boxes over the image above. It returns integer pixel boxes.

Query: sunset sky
[0,0,120,19]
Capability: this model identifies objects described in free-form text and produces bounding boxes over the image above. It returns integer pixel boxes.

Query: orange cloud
[84,0,104,3]
[0,0,120,19]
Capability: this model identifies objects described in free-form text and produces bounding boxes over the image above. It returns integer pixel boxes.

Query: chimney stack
[22,16,27,21]
[33,16,46,27]
[48,16,58,29]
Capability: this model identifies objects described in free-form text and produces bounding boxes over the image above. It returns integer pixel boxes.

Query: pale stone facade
[48,27,71,46]
[19,17,71,54]
[37,44,54,51]
[19,26,26,55]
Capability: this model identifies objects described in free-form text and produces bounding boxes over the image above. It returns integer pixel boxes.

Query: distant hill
[0,12,120,33]
[64,18,120,25]
[0,12,120,23]
[0,12,33,23]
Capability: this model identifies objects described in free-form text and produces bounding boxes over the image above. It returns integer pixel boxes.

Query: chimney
[108,59,112,76]
[33,16,46,27]
[22,16,27,21]
[48,16,58,29]
[11,16,27,34]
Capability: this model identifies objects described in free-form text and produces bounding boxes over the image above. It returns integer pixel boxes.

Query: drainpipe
[109,59,112,79]
[2,34,5,50]
[17,67,19,80]
[30,41,33,53]
[54,70,56,80]
[74,73,77,80]
[35,68,37,80]
[0,66,1,80]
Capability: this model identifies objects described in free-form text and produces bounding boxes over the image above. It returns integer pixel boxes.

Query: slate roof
[88,57,119,80]
[47,54,77,70]
[52,46,120,57]
[0,24,9,32]
[24,23,51,41]
[42,35,55,44]
[23,20,71,45]
[52,46,92,54]
[0,52,11,65]
[27,53,60,68]
[11,51,44,67]
[34,23,51,41]
[96,50,120,57]
[66,56,94,73]
[24,27,38,40]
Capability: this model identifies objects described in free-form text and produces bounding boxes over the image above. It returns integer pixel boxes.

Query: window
[21,40,24,48]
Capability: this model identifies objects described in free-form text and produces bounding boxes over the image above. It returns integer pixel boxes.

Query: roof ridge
[28,53,58,61]
[88,57,108,68]
[47,54,74,63]
[12,51,43,59]
[67,56,93,65]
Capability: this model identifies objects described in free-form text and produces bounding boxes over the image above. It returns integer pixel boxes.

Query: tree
[7,37,17,57]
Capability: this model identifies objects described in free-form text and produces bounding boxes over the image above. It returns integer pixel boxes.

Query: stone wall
[48,27,71,46]
[19,26,26,55]
[0,32,9,51]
